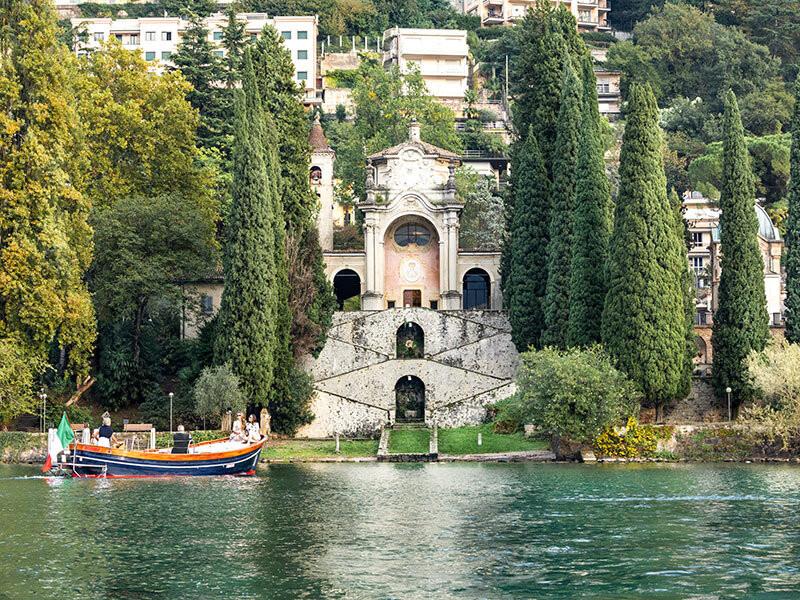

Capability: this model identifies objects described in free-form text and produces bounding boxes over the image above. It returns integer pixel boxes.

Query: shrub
[498,346,640,445]
[193,364,246,429]
[593,417,672,458]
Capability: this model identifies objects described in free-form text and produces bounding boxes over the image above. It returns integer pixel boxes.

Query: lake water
[1,462,799,599]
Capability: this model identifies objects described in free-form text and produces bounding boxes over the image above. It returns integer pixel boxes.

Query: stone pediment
[368,139,460,163]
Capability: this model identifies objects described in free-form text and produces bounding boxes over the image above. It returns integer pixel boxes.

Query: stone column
[441,211,462,309]
[362,216,383,309]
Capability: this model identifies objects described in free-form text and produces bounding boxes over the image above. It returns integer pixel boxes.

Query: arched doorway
[463,268,491,309]
[332,269,361,310]
[395,376,425,423]
[695,336,708,365]
[396,322,424,358]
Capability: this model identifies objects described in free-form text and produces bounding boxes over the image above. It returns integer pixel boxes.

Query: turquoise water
[1,462,799,599]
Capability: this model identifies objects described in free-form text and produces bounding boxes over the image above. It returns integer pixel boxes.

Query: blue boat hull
[61,443,263,478]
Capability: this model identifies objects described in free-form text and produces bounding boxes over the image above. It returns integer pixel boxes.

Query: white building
[683,191,785,327]
[383,27,469,102]
[70,13,318,99]
[465,0,610,31]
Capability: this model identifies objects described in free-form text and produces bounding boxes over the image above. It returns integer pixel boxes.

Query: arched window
[332,269,361,310]
[395,376,425,423]
[394,223,432,247]
[309,166,322,185]
[396,322,424,358]
[463,268,491,309]
[695,336,708,365]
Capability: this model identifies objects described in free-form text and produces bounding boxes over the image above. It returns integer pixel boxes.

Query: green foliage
[0,340,46,427]
[506,131,550,351]
[712,91,770,408]
[594,417,668,458]
[567,56,612,347]
[438,424,549,455]
[500,346,639,445]
[215,54,279,407]
[171,14,232,156]
[602,83,690,413]
[193,364,246,427]
[456,169,504,251]
[542,59,581,349]
[0,0,96,383]
[786,77,800,343]
[154,430,227,448]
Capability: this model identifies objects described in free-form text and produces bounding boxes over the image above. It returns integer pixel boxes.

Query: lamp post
[725,387,732,422]
[39,389,47,433]
[169,392,174,433]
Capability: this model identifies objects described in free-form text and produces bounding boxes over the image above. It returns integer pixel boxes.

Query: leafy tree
[607,3,781,113]
[608,0,661,32]
[602,83,689,420]
[507,130,550,352]
[712,91,770,409]
[0,340,47,428]
[567,57,612,347]
[787,77,800,343]
[456,170,505,251]
[90,195,218,405]
[158,0,217,17]
[215,53,279,406]
[0,0,96,392]
[171,14,231,155]
[498,346,639,445]
[542,59,581,349]
[741,0,800,80]
[194,364,246,428]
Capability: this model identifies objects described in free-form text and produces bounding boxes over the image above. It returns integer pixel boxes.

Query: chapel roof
[309,117,334,154]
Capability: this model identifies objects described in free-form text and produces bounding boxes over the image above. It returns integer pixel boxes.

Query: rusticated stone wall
[296,308,519,438]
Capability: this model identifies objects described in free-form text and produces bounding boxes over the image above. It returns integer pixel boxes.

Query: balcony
[483,11,505,25]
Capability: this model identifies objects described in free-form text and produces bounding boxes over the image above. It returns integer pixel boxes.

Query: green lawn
[438,424,549,455]
[389,428,430,454]
[262,438,378,460]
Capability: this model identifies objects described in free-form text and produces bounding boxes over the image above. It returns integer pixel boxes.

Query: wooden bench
[123,423,154,432]
[70,423,87,432]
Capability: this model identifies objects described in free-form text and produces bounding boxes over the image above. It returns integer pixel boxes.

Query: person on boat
[230,411,246,443]
[97,416,117,448]
[171,425,192,454]
[91,428,100,445]
[246,414,261,444]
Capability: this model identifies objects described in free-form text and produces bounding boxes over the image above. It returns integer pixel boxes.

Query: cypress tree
[567,55,613,347]
[214,53,277,405]
[221,4,246,87]
[785,76,800,343]
[711,90,769,408]
[171,14,230,155]
[541,59,581,349]
[602,83,688,419]
[508,129,550,351]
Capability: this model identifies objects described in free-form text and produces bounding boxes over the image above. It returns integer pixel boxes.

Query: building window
[145,31,155,41]
[298,30,308,40]
[695,310,708,326]
[161,31,172,41]
[691,232,704,247]
[429,300,438,310]
[387,300,396,309]
[297,71,308,81]
[145,51,156,61]
[129,34,139,45]
[161,51,172,60]
[578,10,593,22]
[214,50,224,57]
[691,256,704,274]
[596,83,610,94]
[93,32,105,42]
[394,223,431,247]
[213,31,223,41]
[249,33,258,41]
[201,294,214,315]
[281,31,292,40]
[463,269,491,310]
[114,33,123,41]
[297,49,308,59]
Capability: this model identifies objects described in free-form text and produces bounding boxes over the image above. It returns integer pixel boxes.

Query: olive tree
[193,364,246,429]
[744,341,800,446]
[499,346,639,445]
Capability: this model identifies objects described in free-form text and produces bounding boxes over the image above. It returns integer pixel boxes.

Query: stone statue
[260,408,271,436]
[446,161,456,190]
[365,159,375,190]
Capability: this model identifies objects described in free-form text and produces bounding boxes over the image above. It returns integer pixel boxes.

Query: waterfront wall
[298,309,520,437]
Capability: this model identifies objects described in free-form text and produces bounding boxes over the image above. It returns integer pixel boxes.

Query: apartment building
[595,67,621,118]
[465,0,610,31]
[383,27,469,101]
[70,13,318,99]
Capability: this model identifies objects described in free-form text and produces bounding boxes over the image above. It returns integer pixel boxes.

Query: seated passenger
[246,414,261,444]
[229,412,246,443]
[171,425,192,454]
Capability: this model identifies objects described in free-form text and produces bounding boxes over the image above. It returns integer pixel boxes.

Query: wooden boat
[57,437,265,478]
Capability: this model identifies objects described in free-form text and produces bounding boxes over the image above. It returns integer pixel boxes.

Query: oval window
[394,223,431,247]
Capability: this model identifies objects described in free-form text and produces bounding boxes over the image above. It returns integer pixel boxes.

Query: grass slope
[263,439,378,460]
[438,424,548,455]
[389,428,430,454]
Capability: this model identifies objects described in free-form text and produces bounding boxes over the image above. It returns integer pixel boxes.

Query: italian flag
[42,412,75,472]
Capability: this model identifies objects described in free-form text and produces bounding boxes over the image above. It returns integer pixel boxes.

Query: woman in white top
[246,414,261,443]
[229,412,245,443]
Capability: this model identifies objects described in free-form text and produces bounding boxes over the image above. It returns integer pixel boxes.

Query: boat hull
[59,440,264,478]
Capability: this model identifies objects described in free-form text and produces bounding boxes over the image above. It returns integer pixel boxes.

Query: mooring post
[478,432,482,447]
[335,432,340,454]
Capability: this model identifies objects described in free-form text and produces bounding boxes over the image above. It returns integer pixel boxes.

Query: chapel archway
[396,322,424,358]
[332,269,361,310]
[384,216,440,309]
[695,335,708,365]
[395,376,425,423]
[462,268,491,309]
